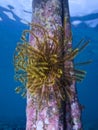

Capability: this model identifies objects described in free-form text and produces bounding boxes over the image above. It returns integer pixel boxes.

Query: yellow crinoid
[14,23,90,106]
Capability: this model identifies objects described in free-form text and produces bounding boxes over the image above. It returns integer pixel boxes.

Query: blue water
[0,6,27,129]
[71,14,98,129]
[0,5,98,130]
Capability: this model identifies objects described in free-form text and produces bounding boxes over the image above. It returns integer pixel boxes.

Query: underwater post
[26,0,82,130]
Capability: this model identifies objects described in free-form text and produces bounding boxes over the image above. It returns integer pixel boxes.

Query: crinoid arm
[13,23,91,109]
